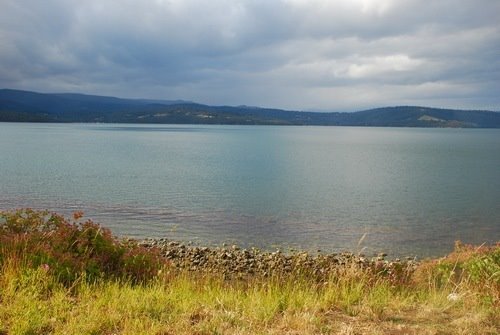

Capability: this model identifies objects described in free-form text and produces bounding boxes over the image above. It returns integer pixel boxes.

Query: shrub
[0,209,165,284]
[412,241,499,306]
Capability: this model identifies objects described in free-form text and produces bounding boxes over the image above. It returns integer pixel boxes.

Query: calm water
[1,123,499,257]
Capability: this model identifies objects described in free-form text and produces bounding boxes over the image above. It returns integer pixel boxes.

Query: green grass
[0,209,498,334]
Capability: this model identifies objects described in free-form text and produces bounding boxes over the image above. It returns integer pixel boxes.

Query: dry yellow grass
[0,258,498,335]
[0,210,498,334]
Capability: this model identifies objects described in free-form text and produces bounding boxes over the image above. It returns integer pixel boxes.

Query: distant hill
[1,89,499,127]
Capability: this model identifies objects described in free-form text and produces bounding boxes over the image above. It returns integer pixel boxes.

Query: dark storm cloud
[1,0,499,111]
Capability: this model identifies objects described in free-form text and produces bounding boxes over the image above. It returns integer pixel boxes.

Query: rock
[127,237,418,281]
[447,293,461,302]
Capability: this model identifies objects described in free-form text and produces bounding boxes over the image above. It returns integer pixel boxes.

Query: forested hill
[1,89,499,127]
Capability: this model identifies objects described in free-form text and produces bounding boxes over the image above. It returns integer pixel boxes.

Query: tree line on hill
[1,89,499,128]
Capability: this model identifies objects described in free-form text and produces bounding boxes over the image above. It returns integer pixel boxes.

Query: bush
[412,241,499,306]
[0,209,165,284]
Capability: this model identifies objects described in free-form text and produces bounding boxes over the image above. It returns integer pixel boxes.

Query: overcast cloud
[1,0,499,111]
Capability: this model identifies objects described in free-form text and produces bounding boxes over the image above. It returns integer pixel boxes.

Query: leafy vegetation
[0,209,498,334]
[0,209,163,284]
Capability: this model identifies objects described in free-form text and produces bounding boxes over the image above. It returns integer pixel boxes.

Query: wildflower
[41,263,50,272]
[73,211,84,220]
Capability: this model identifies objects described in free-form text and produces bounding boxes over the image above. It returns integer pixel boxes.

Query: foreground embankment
[0,209,498,334]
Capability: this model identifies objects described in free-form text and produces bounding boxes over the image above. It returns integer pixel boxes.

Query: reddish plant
[0,209,165,284]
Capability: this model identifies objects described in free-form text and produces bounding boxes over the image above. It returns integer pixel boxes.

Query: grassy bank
[0,209,498,334]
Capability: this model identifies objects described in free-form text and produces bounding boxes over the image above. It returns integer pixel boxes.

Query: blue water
[1,123,499,257]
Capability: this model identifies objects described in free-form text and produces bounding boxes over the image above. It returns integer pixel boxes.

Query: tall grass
[0,209,498,334]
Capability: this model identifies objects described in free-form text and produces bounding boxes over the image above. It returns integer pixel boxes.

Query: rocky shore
[139,238,419,281]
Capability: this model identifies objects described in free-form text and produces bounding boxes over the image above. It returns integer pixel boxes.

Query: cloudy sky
[1,0,499,111]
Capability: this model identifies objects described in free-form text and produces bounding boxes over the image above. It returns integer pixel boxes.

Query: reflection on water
[1,123,499,257]
[91,125,209,132]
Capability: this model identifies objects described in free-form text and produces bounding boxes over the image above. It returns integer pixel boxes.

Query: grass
[0,209,498,334]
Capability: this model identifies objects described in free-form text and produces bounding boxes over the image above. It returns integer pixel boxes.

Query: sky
[1,0,499,112]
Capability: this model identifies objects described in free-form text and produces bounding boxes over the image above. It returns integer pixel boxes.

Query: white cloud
[343,54,424,79]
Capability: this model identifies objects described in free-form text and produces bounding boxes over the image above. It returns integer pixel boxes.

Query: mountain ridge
[1,89,499,128]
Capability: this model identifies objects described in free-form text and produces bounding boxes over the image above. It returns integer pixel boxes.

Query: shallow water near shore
[1,123,499,257]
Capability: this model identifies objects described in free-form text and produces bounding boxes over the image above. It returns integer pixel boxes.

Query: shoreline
[138,237,419,280]
[1,209,498,334]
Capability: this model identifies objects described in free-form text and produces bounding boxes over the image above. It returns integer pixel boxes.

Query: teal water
[1,123,499,257]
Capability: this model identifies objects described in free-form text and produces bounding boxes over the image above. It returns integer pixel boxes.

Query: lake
[1,123,499,257]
